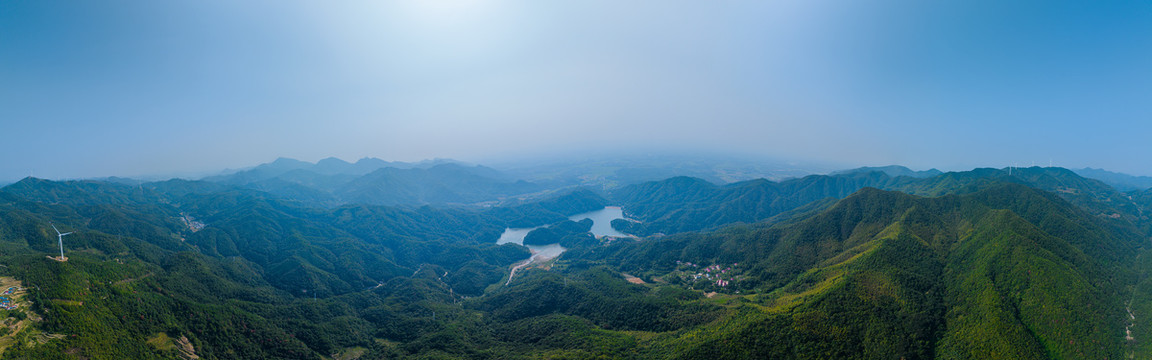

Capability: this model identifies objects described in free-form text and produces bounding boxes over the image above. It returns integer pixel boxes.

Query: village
[0,286,21,311]
[180,213,206,233]
[672,260,744,293]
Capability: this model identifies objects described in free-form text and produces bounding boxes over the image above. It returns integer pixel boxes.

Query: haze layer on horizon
[2,1,1150,180]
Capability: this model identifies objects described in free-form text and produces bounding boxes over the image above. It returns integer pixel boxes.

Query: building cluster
[675,261,740,288]
[1,287,24,310]
[181,214,206,232]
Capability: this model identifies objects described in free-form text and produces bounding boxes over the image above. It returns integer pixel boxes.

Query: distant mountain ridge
[495,153,827,189]
[831,165,943,178]
[202,157,462,183]
[1073,167,1152,191]
[200,157,542,207]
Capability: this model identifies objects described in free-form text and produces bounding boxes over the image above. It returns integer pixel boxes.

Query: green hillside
[586,184,1142,359]
[0,169,1146,359]
[611,166,1145,237]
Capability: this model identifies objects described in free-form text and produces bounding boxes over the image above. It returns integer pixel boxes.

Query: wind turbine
[50,224,72,261]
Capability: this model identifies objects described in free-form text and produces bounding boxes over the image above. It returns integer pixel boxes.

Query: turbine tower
[50,224,72,261]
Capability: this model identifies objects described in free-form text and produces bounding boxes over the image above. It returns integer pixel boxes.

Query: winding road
[504,250,563,285]
[505,259,533,285]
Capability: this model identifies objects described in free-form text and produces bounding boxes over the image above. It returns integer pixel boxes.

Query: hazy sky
[2,0,1151,180]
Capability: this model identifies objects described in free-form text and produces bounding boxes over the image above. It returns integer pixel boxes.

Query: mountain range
[1073,167,1152,192]
[0,159,1151,358]
[198,158,543,208]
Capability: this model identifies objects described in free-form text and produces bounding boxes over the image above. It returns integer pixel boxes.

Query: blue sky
[2,0,1151,180]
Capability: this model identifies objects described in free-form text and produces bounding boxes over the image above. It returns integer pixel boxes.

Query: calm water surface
[568,206,631,238]
[496,206,631,260]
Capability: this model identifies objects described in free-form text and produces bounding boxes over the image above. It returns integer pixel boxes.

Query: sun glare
[399,0,494,26]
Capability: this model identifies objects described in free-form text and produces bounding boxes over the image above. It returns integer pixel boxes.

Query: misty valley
[0,157,1150,359]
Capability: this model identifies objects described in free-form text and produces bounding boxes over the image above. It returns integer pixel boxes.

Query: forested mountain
[0,179,602,359]
[573,183,1144,358]
[612,166,1144,237]
[0,166,1149,359]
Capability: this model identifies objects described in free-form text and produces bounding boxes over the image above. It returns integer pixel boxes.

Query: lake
[496,227,537,246]
[495,206,632,270]
[568,206,632,238]
[495,225,568,261]
[496,206,632,246]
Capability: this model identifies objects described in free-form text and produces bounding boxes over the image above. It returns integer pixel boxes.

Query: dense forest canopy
[0,164,1149,359]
